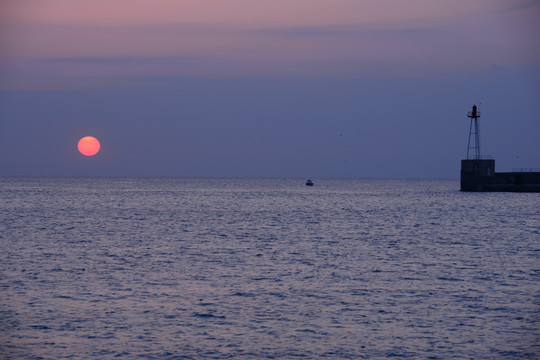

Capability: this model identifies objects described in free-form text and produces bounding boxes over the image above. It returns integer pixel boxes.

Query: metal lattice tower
[466,104,481,159]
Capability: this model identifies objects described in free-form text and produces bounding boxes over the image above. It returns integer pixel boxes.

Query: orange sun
[78,136,101,156]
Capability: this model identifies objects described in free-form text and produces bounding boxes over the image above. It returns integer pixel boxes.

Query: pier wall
[460,159,540,192]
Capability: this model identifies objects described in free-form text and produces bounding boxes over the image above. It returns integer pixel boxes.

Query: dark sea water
[1,178,539,359]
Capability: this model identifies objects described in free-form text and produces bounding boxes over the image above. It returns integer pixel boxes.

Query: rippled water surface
[1,178,539,359]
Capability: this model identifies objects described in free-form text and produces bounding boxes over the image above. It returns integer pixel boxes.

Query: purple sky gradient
[1,0,539,177]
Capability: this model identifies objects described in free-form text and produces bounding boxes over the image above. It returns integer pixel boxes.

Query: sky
[0,0,539,178]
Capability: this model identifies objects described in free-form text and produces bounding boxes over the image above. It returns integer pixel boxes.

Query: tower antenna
[466,104,481,159]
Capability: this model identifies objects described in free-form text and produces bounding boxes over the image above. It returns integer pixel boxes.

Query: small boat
[306,179,314,186]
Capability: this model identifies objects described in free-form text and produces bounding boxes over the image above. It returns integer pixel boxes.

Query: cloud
[255,23,442,38]
[499,0,540,13]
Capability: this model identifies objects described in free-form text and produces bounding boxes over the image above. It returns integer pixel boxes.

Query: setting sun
[78,136,101,156]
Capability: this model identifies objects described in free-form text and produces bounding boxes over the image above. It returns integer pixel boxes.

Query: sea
[0,177,538,359]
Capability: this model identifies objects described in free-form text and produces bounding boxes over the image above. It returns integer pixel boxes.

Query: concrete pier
[460,159,540,192]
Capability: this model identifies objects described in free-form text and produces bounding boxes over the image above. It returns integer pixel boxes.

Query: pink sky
[2,0,512,27]
[0,0,539,177]
[1,0,539,89]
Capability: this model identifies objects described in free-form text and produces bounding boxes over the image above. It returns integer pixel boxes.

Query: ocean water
[0,177,539,359]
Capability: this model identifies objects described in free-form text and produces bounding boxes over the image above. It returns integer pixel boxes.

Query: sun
[78,136,101,156]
